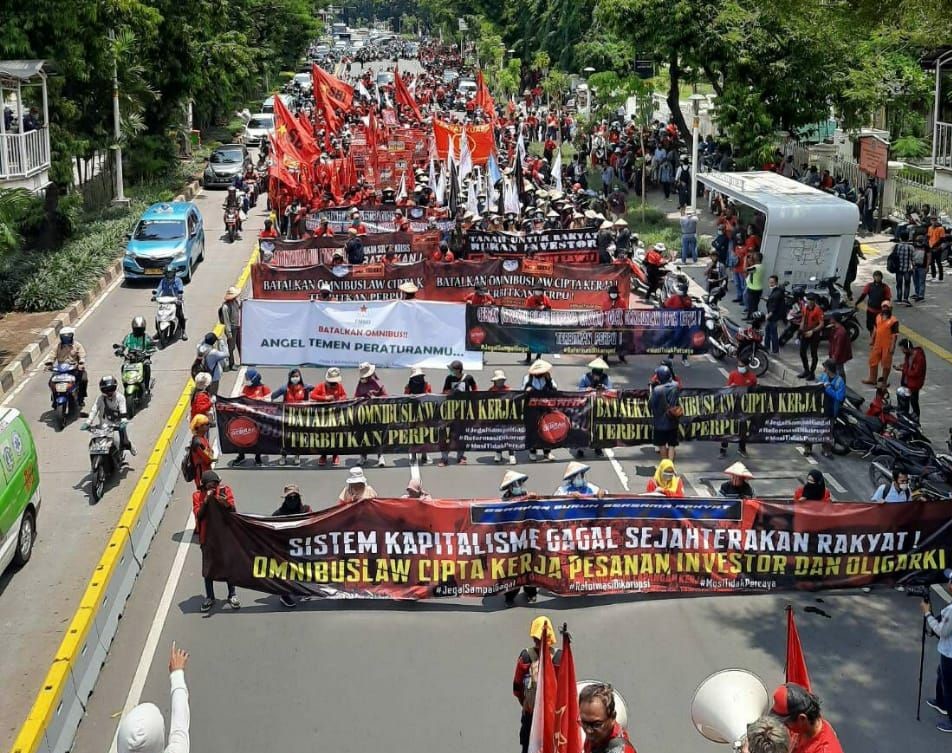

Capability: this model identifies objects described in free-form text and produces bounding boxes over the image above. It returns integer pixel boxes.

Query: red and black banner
[251,258,630,307]
[201,495,952,599]
[270,232,440,265]
[215,386,829,455]
[464,229,599,256]
[466,305,710,356]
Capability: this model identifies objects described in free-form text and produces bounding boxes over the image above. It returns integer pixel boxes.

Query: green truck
[0,407,40,574]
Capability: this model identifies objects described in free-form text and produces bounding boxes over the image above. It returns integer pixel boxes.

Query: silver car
[202,144,250,189]
[243,114,275,146]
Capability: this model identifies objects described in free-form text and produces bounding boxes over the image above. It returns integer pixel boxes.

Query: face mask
[899,482,910,491]
[290,377,301,385]
[509,484,525,496]
[738,366,748,374]
[609,293,618,300]
[570,476,585,488]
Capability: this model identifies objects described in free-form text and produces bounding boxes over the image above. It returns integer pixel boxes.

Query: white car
[292,72,312,91]
[243,113,275,145]
[261,93,293,114]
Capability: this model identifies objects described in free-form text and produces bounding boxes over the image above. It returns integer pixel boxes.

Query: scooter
[85,421,124,502]
[114,345,151,419]
[224,206,240,243]
[46,361,81,431]
[153,295,182,348]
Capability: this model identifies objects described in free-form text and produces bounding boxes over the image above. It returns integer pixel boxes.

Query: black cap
[201,470,221,485]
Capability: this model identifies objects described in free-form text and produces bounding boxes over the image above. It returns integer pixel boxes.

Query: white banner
[241,300,483,370]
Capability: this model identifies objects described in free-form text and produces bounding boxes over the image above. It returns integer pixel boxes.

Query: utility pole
[109,30,129,207]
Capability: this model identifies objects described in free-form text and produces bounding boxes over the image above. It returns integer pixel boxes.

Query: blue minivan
[122,202,206,283]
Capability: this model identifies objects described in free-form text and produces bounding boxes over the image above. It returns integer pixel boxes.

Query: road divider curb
[9,244,257,753]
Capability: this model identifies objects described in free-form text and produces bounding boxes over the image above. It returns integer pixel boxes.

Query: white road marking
[717,367,729,379]
[603,448,629,491]
[108,512,196,753]
[705,354,716,363]
[1,273,126,406]
[796,446,819,465]
[825,473,846,494]
[410,458,420,482]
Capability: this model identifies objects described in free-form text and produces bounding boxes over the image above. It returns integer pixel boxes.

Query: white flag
[466,180,479,214]
[552,148,563,192]
[459,126,473,183]
[435,164,446,204]
[503,178,521,216]
[397,172,408,202]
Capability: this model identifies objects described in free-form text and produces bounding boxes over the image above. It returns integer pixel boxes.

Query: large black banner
[216,386,828,455]
[466,305,709,356]
[464,229,599,255]
[201,495,952,600]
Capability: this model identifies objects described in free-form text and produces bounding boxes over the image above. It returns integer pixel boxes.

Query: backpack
[190,354,207,379]
[521,648,541,713]
[886,248,899,274]
[218,304,226,325]
[181,448,196,482]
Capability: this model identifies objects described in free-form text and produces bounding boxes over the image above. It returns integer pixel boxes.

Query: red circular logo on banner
[690,330,707,349]
[537,411,571,444]
[227,417,260,448]
[468,327,486,345]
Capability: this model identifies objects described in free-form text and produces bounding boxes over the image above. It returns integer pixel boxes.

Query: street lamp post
[688,92,706,214]
[109,30,129,207]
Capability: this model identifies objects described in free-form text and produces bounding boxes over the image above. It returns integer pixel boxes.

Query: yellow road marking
[9,246,259,753]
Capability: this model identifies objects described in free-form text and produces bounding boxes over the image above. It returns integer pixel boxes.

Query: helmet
[654,365,672,384]
[654,243,667,253]
[750,311,766,326]
[131,316,146,336]
[59,326,75,345]
[99,375,118,395]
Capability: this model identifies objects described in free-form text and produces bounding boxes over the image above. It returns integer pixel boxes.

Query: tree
[0,188,36,256]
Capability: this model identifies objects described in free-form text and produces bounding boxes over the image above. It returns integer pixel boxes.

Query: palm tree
[0,188,35,255]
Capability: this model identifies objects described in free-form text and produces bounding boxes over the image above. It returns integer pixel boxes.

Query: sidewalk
[635,183,952,442]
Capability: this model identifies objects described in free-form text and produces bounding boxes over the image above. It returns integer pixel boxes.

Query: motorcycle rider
[53,326,88,406]
[152,267,188,341]
[120,316,156,392]
[222,185,243,232]
[82,375,135,457]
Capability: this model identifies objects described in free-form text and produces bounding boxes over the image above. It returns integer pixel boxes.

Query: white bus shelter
[698,171,860,285]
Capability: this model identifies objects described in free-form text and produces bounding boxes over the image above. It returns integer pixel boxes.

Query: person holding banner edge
[522,283,552,364]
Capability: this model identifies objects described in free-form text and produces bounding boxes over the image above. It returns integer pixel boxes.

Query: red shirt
[310,382,347,402]
[466,292,495,305]
[800,304,824,334]
[901,346,927,390]
[663,294,693,310]
[241,384,271,400]
[189,434,214,489]
[315,226,335,237]
[526,293,552,310]
[793,486,832,504]
[190,391,213,421]
[259,228,278,239]
[726,370,757,388]
[584,723,637,753]
[192,485,236,546]
[792,720,844,753]
[602,295,625,310]
[280,383,309,403]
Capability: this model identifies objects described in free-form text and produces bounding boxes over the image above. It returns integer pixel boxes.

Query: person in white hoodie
[118,643,190,753]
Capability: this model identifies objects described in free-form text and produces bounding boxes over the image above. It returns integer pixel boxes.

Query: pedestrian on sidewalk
[890,237,914,305]
[912,234,931,301]
[826,312,853,378]
[679,211,698,264]
[854,270,891,334]
[864,300,898,386]
[676,157,691,214]
[895,337,926,418]
[929,216,946,281]
[730,239,747,304]
[765,276,786,354]
[804,360,846,459]
[797,294,824,381]
[922,571,952,733]
[117,643,190,753]
[843,240,863,300]
[192,470,240,611]
[744,252,764,319]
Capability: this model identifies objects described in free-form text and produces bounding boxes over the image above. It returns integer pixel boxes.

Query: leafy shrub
[892,135,929,160]
[124,134,178,182]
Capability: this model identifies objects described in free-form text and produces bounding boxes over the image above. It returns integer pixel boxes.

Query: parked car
[243,113,275,145]
[202,143,250,189]
[122,202,205,283]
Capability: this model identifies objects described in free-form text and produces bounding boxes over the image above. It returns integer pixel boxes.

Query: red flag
[528,624,557,753]
[432,119,495,164]
[555,629,581,753]
[311,64,354,111]
[785,606,811,691]
[313,80,341,134]
[271,93,318,160]
[475,70,497,119]
[394,68,422,123]
[366,109,379,168]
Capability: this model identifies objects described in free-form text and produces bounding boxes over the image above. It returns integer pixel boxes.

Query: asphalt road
[0,186,265,746]
[71,347,943,753]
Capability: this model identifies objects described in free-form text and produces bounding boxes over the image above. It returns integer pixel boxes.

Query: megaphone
[576,680,629,729]
[690,669,769,749]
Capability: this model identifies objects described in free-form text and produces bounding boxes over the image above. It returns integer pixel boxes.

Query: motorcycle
[700,298,770,376]
[831,401,930,456]
[866,431,952,500]
[46,361,81,431]
[804,275,845,310]
[113,345,151,419]
[153,295,182,348]
[224,206,240,243]
[85,422,124,502]
[779,291,861,345]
